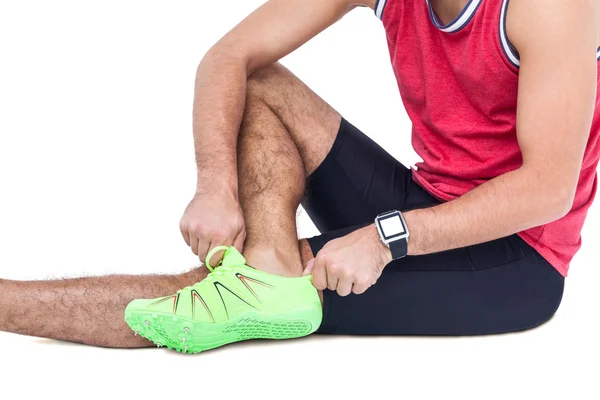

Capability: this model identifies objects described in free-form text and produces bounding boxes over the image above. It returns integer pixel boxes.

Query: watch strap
[389,237,408,260]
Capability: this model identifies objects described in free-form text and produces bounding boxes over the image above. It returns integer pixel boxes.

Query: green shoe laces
[177,246,240,294]
[205,245,231,272]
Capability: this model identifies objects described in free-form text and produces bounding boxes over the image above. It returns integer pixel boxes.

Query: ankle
[244,246,303,277]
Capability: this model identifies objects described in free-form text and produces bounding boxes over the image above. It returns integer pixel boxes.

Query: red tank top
[375,0,600,276]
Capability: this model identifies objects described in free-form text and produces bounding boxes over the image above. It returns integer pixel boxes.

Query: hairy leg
[237,63,340,276]
[245,64,341,176]
[0,269,207,347]
[0,63,333,347]
[237,97,306,276]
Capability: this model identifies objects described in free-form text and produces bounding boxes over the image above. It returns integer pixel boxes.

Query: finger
[189,231,199,256]
[180,223,191,247]
[311,255,328,290]
[325,260,341,291]
[326,268,339,291]
[232,229,246,254]
[336,279,353,297]
[352,281,370,295]
[198,240,211,265]
[303,258,315,276]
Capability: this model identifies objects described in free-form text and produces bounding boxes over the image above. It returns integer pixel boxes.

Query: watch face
[379,213,406,240]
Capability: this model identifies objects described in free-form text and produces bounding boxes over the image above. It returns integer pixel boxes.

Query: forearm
[193,46,248,196]
[191,0,368,196]
[403,166,572,256]
[191,0,367,196]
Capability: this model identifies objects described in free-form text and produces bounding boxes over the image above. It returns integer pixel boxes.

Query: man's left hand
[304,224,393,296]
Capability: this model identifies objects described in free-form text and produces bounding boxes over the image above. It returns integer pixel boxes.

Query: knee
[246,63,287,100]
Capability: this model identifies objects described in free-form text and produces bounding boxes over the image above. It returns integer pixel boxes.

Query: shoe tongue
[221,247,247,268]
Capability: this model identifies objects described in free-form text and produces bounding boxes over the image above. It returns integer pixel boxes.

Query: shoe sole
[124,306,321,354]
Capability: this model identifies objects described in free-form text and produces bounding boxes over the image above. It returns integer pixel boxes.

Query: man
[1,0,599,352]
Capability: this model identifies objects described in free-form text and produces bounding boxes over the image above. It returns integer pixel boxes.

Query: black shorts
[303,119,565,335]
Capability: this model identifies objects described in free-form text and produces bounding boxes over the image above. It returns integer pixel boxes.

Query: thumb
[303,258,316,276]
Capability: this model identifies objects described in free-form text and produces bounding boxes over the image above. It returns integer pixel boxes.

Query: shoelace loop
[176,245,237,294]
[205,245,231,272]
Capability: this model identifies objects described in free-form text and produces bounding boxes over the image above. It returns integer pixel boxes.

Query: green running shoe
[125,246,322,353]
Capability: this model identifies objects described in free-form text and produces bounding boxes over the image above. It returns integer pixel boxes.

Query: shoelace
[177,245,236,293]
[204,245,231,272]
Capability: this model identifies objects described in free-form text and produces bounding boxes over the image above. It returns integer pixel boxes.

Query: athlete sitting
[1,0,599,353]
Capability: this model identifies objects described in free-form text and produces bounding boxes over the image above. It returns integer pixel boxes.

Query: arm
[308,0,600,295]
[181,0,376,261]
[403,0,599,256]
[193,0,372,194]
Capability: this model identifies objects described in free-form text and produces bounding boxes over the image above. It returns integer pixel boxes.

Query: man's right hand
[184,0,375,263]
[179,191,246,264]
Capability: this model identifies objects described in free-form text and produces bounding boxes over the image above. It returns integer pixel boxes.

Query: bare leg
[0,63,337,346]
[0,269,206,347]
[237,97,306,276]
[239,63,341,276]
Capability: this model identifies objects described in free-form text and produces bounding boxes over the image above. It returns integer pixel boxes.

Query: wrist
[196,173,239,200]
[366,223,393,266]
[403,210,427,256]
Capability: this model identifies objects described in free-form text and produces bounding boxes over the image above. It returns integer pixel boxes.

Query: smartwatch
[374,210,410,260]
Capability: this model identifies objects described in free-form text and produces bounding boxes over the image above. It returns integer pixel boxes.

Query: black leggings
[303,119,565,335]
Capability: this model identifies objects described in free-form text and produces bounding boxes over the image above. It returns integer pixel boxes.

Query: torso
[374,0,600,276]
[429,0,469,25]
[430,0,600,52]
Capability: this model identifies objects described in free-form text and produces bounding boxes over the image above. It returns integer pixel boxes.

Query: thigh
[302,118,438,233]
[308,230,565,335]
[249,64,432,232]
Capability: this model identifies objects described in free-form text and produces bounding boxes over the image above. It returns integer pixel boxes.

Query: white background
[0,1,599,399]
